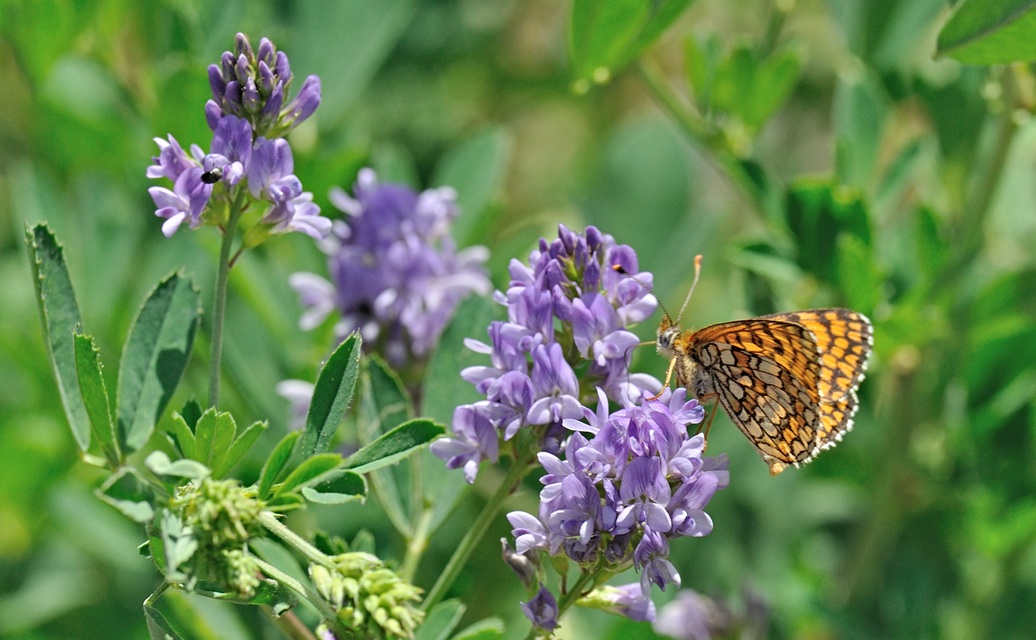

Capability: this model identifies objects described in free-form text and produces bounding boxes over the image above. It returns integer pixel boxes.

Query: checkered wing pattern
[683,310,873,475]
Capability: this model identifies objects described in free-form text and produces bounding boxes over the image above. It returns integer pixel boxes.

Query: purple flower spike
[520,584,559,632]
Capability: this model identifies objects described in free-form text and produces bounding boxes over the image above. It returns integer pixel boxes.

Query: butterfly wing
[761,309,873,448]
[689,319,824,474]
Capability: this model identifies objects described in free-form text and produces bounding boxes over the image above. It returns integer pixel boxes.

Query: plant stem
[635,59,771,218]
[208,204,243,408]
[420,448,535,611]
[258,510,335,568]
[402,508,434,582]
[252,557,340,626]
[265,610,318,640]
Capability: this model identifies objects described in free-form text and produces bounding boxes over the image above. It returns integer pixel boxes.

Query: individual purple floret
[289,168,491,366]
[520,584,559,632]
[431,224,659,483]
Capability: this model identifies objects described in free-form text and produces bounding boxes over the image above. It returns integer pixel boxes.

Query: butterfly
[649,259,873,475]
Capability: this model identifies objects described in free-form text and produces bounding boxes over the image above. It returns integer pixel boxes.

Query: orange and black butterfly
[650,258,873,475]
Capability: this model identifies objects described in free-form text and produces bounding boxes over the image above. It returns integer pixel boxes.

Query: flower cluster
[430,224,658,483]
[309,552,424,639]
[147,33,329,241]
[508,390,728,605]
[289,168,491,366]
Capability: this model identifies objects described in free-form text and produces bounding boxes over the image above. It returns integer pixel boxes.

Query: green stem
[635,59,770,217]
[402,508,434,582]
[252,557,340,627]
[208,204,243,408]
[556,569,596,617]
[420,447,536,611]
[258,510,335,568]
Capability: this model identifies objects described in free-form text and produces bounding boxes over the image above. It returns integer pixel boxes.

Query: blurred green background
[3,0,1036,638]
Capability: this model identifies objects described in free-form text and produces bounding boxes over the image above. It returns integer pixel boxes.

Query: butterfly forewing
[667,308,873,475]
[687,320,824,472]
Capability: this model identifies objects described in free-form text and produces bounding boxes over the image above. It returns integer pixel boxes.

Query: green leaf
[360,356,413,441]
[344,419,444,474]
[216,420,268,478]
[432,128,512,247]
[193,579,298,613]
[155,509,197,581]
[300,471,367,505]
[166,412,198,460]
[275,453,343,497]
[24,223,90,450]
[451,618,505,640]
[191,409,237,477]
[569,0,695,88]
[117,271,201,452]
[144,603,185,640]
[145,451,210,480]
[298,333,362,458]
[937,0,1036,64]
[259,432,300,500]
[180,399,203,430]
[415,599,466,640]
[96,467,154,523]
[785,179,873,287]
[74,333,120,466]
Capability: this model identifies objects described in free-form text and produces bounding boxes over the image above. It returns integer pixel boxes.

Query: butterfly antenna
[675,255,702,324]
[612,264,672,320]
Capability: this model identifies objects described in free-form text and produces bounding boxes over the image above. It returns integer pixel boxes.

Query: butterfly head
[656,313,683,359]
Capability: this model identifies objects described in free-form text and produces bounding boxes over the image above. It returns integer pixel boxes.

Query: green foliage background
[2,0,1036,638]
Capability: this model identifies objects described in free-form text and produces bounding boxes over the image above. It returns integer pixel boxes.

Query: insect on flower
[621,257,873,475]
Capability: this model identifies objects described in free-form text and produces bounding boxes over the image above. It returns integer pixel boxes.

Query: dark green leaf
[276,453,343,496]
[432,128,512,246]
[144,603,185,640]
[298,334,362,458]
[116,271,201,452]
[73,333,120,466]
[360,356,413,441]
[216,420,268,478]
[300,471,367,504]
[24,223,90,450]
[259,432,300,500]
[179,399,203,430]
[569,0,695,88]
[344,419,444,474]
[193,579,298,613]
[96,467,154,523]
[785,179,873,288]
[145,451,210,479]
[415,599,466,640]
[937,0,1036,64]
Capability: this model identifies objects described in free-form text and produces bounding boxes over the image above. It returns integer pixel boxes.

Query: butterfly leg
[693,394,720,449]
[648,357,678,401]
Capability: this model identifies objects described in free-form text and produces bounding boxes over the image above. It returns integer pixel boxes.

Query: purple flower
[584,583,658,622]
[434,224,659,483]
[428,404,499,484]
[207,33,320,136]
[520,584,559,632]
[148,167,212,237]
[290,168,490,366]
[654,590,736,640]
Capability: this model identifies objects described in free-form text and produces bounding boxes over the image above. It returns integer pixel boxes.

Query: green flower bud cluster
[167,478,265,597]
[309,553,424,639]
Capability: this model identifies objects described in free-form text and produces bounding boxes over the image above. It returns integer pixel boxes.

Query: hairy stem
[208,204,243,408]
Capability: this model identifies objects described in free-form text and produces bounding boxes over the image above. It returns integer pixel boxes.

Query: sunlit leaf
[298,333,361,458]
[938,0,1036,64]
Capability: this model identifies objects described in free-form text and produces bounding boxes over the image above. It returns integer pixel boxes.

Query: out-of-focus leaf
[97,468,153,523]
[24,223,90,450]
[433,128,513,247]
[422,295,497,425]
[359,356,413,534]
[938,0,1036,64]
[259,432,300,500]
[116,271,201,452]
[451,618,506,640]
[74,333,120,466]
[415,599,466,640]
[298,334,361,458]
[275,453,343,497]
[785,179,873,288]
[834,74,888,189]
[155,510,197,581]
[300,471,366,505]
[344,419,444,474]
[569,0,696,88]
